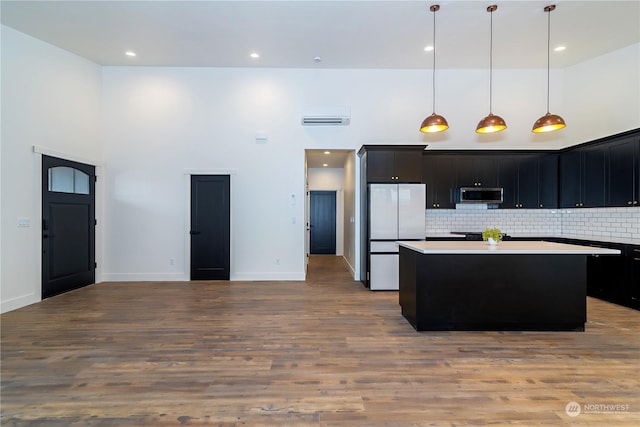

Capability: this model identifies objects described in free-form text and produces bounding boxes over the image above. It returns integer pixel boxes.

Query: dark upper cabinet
[423,155,456,209]
[538,154,559,209]
[559,151,582,208]
[455,156,498,188]
[496,157,517,208]
[582,146,607,207]
[608,136,640,207]
[364,147,424,183]
[497,155,556,209]
[559,145,606,208]
[517,156,539,208]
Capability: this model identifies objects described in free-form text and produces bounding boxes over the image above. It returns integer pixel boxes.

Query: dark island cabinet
[560,145,606,208]
[608,136,640,207]
[363,146,425,183]
[423,155,456,209]
[455,156,498,188]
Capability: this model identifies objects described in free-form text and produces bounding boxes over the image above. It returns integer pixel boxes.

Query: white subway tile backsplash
[426,207,640,240]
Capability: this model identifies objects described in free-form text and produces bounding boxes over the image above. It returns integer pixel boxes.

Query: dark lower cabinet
[584,242,627,305]
[510,236,638,310]
[627,246,640,308]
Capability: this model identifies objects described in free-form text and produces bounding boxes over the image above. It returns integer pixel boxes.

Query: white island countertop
[397,240,621,255]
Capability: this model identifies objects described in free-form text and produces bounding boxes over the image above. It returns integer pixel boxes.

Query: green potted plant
[482,227,503,245]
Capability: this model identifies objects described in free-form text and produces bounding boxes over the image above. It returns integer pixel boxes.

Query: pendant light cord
[489,7,494,114]
[546,8,551,114]
[432,7,437,114]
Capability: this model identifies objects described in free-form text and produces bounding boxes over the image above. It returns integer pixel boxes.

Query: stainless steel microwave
[457,187,503,204]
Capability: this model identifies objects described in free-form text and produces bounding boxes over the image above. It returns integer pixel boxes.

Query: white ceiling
[2,1,639,69]
[306,149,353,169]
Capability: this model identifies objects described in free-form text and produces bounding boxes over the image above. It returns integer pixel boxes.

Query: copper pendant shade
[476,113,507,134]
[476,5,506,134]
[532,5,566,133]
[420,112,449,133]
[532,112,566,133]
[420,4,448,133]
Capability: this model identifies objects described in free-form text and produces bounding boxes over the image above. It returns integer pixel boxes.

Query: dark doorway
[190,175,230,280]
[42,155,96,299]
[309,191,336,254]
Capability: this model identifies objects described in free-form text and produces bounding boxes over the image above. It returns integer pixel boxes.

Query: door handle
[190,231,201,235]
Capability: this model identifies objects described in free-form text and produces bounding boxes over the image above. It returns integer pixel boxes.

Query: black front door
[42,155,96,299]
[310,191,336,255]
[190,175,230,280]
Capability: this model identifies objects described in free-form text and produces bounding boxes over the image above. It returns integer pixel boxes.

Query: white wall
[308,168,345,256]
[0,26,102,313]
[1,27,638,311]
[98,54,640,284]
[563,43,640,145]
[342,153,357,275]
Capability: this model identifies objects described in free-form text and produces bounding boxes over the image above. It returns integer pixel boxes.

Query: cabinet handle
[628,201,633,205]
[539,204,543,208]
[634,201,638,205]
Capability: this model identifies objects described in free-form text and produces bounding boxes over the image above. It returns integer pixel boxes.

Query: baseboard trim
[1,293,40,314]
[102,273,189,282]
[342,255,356,278]
[231,272,305,281]
[102,272,305,282]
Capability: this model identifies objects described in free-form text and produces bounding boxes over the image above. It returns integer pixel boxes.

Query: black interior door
[190,175,230,280]
[310,191,336,255]
[42,155,96,299]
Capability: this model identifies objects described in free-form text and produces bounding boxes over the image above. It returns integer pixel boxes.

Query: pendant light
[420,4,448,133]
[476,5,507,134]
[532,5,566,133]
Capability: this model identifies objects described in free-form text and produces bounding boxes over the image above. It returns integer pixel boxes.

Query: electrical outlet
[276,259,280,265]
[169,259,175,266]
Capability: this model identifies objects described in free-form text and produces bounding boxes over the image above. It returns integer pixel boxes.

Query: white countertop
[426,233,640,246]
[397,240,622,255]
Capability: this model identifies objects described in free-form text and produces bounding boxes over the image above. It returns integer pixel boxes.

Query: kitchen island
[397,241,620,331]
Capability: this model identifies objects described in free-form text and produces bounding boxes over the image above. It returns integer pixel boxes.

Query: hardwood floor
[1,255,639,426]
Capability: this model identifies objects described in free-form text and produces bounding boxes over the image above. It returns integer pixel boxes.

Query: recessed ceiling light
[554,46,566,52]
[424,46,434,52]
[322,163,328,167]
[125,51,136,57]
[250,52,260,59]
[324,151,331,155]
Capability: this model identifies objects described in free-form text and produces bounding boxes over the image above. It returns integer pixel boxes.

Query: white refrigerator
[368,184,426,290]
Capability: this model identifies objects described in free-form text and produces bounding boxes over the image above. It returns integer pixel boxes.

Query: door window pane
[48,166,90,194]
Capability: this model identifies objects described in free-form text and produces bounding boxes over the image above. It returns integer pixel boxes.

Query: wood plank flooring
[1,255,639,426]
